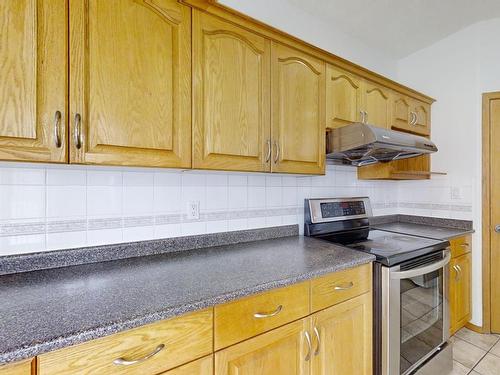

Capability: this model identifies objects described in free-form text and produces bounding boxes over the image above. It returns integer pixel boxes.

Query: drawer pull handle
[313,326,321,356]
[113,344,165,366]
[334,281,354,291]
[460,243,470,248]
[253,305,283,319]
[304,331,312,361]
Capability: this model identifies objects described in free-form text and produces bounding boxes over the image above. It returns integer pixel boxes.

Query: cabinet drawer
[214,282,309,350]
[311,263,372,312]
[38,309,213,375]
[450,235,472,258]
[0,359,33,375]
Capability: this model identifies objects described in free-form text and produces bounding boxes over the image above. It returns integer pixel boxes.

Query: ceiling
[286,0,500,58]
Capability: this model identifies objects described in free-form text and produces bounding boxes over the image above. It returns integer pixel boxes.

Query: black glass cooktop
[320,229,448,266]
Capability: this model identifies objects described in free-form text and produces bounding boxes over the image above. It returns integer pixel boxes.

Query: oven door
[382,250,451,375]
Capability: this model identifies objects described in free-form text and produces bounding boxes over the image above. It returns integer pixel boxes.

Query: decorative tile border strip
[0,207,303,237]
[397,202,472,212]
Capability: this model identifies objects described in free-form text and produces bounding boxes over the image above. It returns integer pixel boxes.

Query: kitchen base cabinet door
[0,0,68,163]
[449,253,472,335]
[215,319,310,375]
[192,10,271,172]
[271,42,325,175]
[311,292,372,375]
[69,0,191,168]
[161,355,213,375]
[0,359,33,375]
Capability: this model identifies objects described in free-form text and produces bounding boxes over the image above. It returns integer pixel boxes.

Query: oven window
[400,268,444,374]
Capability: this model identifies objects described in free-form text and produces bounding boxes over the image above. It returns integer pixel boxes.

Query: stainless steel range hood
[326,123,438,166]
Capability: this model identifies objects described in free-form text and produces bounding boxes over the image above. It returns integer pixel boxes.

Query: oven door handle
[390,250,451,279]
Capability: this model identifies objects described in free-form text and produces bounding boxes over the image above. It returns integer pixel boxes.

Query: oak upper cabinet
[0,0,67,163]
[362,81,391,129]
[311,293,372,375]
[192,11,271,172]
[215,319,310,375]
[69,0,191,168]
[391,93,431,136]
[412,100,431,135]
[271,43,325,174]
[325,65,363,129]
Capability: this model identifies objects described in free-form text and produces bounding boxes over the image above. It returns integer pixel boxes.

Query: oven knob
[495,224,500,233]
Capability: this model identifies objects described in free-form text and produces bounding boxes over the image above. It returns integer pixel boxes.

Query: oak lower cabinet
[0,359,33,375]
[215,292,372,375]
[215,319,310,375]
[69,0,192,168]
[160,355,213,375]
[0,0,68,163]
[311,293,372,375]
[449,235,472,335]
[271,43,326,174]
[37,309,213,375]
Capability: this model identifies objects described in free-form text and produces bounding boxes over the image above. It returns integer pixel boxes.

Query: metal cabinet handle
[410,112,418,125]
[495,224,500,233]
[74,113,82,149]
[253,305,283,319]
[54,111,62,148]
[113,344,165,366]
[364,111,368,124]
[334,281,354,291]
[313,326,321,356]
[359,110,365,123]
[273,140,280,164]
[453,265,463,281]
[460,243,470,248]
[304,331,312,361]
[265,139,272,163]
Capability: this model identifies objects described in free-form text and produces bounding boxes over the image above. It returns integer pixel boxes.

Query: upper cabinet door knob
[495,224,500,233]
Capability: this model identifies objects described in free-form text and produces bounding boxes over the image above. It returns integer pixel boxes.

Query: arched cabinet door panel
[363,82,391,129]
[271,43,325,175]
[0,0,68,162]
[192,10,271,172]
[326,65,363,129]
[70,0,191,168]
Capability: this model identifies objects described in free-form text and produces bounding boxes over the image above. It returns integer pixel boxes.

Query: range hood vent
[326,123,438,166]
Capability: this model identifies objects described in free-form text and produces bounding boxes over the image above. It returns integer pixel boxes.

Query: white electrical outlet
[187,201,200,220]
[451,187,462,200]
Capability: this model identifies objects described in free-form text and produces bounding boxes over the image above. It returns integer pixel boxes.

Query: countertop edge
[0,254,374,365]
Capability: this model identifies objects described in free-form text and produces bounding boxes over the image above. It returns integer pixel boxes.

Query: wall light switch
[187,201,200,220]
[451,187,462,200]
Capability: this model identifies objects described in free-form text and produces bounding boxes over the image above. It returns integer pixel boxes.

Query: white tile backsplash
[0,163,472,256]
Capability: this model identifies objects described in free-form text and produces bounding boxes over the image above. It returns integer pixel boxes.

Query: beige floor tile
[448,360,470,375]
[452,337,487,369]
[473,353,500,375]
[490,340,500,357]
[455,327,499,351]
[470,372,482,375]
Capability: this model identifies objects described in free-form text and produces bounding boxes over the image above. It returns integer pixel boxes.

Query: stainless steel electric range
[304,197,452,375]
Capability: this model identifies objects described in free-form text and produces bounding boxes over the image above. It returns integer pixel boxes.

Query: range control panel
[306,197,372,223]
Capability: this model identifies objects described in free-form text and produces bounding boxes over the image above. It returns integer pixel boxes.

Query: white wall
[397,18,500,326]
[218,0,398,78]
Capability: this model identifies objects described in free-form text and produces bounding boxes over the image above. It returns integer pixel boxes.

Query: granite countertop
[0,235,374,365]
[372,222,474,240]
